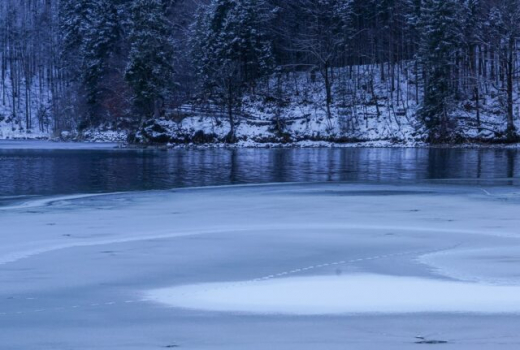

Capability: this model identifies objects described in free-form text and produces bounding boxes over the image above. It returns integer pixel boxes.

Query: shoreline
[1,138,520,150]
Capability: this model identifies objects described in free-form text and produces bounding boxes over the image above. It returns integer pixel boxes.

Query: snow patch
[146,274,520,315]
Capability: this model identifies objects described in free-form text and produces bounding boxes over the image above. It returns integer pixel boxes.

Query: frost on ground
[1,183,520,349]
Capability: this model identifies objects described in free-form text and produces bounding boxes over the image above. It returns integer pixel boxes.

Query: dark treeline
[1,0,519,142]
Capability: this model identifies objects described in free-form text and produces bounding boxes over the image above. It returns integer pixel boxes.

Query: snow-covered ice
[1,183,520,349]
[148,274,520,315]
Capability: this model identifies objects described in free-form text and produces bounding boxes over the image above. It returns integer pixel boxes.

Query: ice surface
[1,183,520,349]
[420,246,520,285]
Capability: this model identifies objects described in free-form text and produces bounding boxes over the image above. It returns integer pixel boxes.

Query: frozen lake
[1,145,520,349]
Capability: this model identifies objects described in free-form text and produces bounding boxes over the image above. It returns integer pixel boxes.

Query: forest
[1,0,520,144]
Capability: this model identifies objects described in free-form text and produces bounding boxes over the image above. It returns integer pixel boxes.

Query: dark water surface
[0,145,519,201]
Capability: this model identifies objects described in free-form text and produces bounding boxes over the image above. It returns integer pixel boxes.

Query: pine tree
[491,0,520,140]
[60,0,122,127]
[194,0,274,84]
[82,0,121,126]
[191,0,275,141]
[59,0,93,62]
[125,0,175,120]
[59,0,95,94]
[417,0,463,142]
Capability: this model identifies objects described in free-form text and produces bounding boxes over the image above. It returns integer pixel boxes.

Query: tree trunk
[227,79,235,142]
[506,35,516,140]
[323,63,332,120]
[474,87,481,133]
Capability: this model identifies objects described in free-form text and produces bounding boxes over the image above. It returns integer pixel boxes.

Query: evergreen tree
[60,0,122,127]
[191,0,275,140]
[82,0,122,126]
[490,0,520,140]
[59,0,93,64]
[125,0,175,120]
[194,0,274,84]
[417,0,463,142]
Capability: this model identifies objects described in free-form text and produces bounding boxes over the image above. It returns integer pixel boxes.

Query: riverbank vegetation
[1,0,520,144]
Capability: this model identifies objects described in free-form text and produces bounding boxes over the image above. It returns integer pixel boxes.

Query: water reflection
[0,148,518,198]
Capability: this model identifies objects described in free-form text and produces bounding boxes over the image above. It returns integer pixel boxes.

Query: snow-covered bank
[0,140,122,150]
[162,139,520,149]
[2,138,520,150]
[131,65,520,146]
[0,127,50,140]
[6,63,519,148]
